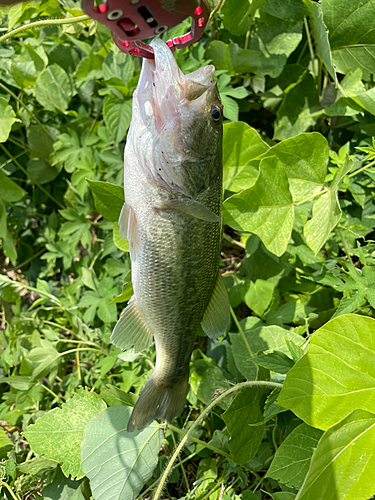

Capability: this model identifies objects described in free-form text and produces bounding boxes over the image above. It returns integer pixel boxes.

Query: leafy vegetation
[1,0,375,498]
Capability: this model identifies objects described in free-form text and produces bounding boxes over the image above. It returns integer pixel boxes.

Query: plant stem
[8,248,45,271]
[0,144,64,209]
[153,380,282,500]
[170,430,190,493]
[168,423,232,461]
[76,342,82,382]
[38,383,63,402]
[0,81,53,140]
[348,159,375,178]
[0,482,21,500]
[60,347,105,356]
[304,17,315,72]
[293,187,329,206]
[230,306,254,358]
[0,15,90,44]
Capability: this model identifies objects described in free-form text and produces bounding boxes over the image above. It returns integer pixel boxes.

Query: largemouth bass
[111,39,230,432]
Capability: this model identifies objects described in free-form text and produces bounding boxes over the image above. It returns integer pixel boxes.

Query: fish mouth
[136,38,215,133]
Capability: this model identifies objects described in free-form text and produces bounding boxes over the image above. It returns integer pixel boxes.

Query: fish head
[133,38,223,195]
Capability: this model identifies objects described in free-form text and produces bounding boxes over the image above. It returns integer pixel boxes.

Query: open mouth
[136,39,215,133]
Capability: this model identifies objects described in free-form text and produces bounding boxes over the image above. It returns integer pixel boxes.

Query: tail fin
[127,373,188,432]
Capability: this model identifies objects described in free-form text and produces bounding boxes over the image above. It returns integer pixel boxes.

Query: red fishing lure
[81,0,210,58]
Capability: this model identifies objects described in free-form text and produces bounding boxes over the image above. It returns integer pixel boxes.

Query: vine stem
[0,144,64,209]
[348,159,375,178]
[0,15,90,44]
[230,306,254,358]
[0,482,21,500]
[152,380,283,500]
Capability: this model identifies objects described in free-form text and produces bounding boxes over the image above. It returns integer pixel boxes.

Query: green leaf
[0,97,18,143]
[243,279,275,316]
[103,97,132,144]
[17,457,59,475]
[206,41,284,77]
[277,314,375,430]
[81,406,162,500]
[255,351,294,374]
[0,428,12,448]
[27,124,56,161]
[304,157,352,254]
[261,0,307,22]
[52,129,81,173]
[27,340,61,380]
[0,199,7,239]
[27,158,61,185]
[304,1,337,83]
[264,132,328,203]
[296,410,375,500]
[103,51,134,85]
[24,388,106,479]
[87,180,124,222]
[230,324,304,380]
[223,122,269,192]
[35,65,73,112]
[322,0,375,80]
[113,221,129,252]
[221,0,252,36]
[223,157,294,256]
[223,386,268,464]
[274,72,318,140]
[75,55,104,80]
[267,423,323,488]
[0,171,26,202]
[100,385,137,407]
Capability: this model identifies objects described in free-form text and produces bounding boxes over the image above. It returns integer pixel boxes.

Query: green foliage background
[1,0,375,499]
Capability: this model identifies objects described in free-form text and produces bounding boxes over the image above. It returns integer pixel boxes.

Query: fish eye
[209,105,222,124]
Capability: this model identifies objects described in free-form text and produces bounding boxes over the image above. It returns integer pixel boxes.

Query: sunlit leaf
[81,406,162,500]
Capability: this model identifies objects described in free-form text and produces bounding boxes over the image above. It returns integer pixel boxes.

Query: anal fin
[111,296,153,352]
[201,274,230,340]
[155,199,220,223]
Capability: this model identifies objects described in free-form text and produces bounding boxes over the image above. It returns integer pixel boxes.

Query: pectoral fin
[118,203,129,239]
[111,296,153,352]
[201,274,230,340]
[155,199,220,223]
[118,203,140,260]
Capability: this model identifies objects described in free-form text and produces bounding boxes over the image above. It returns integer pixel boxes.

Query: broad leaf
[223,122,269,191]
[322,0,375,80]
[88,180,124,222]
[221,0,252,36]
[35,64,73,112]
[0,97,18,143]
[103,97,132,144]
[267,423,323,488]
[257,132,328,203]
[0,171,26,202]
[277,314,375,430]
[223,386,268,464]
[274,72,318,140]
[296,410,375,500]
[242,279,274,317]
[230,324,304,380]
[81,406,162,500]
[261,0,307,22]
[305,1,337,83]
[223,157,294,256]
[304,157,352,254]
[24,388,106,479]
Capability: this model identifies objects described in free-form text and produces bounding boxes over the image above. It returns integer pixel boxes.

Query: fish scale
[111,38,230,432]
